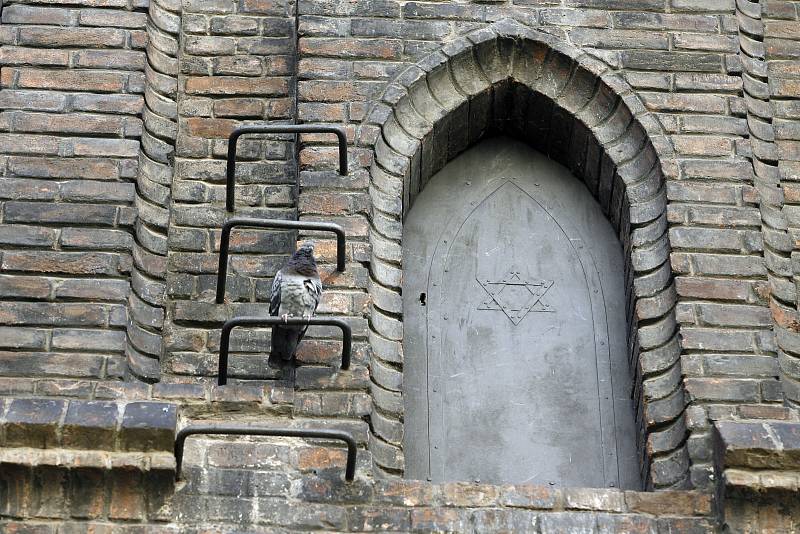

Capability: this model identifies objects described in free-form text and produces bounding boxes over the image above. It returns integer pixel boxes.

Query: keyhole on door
[419,293,426,306]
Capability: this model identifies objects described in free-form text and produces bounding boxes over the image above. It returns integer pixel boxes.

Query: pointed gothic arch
[363,20,688,490]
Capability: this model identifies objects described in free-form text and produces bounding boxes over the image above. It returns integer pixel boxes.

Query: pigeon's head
[296,242,315,256]
[289,242,318,273]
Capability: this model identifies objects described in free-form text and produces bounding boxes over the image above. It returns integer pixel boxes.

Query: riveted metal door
[403,137,640,489]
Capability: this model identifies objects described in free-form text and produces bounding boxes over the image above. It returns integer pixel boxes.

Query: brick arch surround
[363,21,689,490]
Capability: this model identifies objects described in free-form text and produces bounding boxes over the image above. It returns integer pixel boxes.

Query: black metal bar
[174,424,357,481]
[226,124,348,212]
[217,218,346,304]
[218,316,351,385]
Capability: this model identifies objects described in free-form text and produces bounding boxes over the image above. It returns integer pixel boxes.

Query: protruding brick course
[0,432,699,531]
[0,398,177,453]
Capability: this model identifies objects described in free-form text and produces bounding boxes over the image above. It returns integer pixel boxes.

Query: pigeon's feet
[281,314,289,323]
[302,313,312,321]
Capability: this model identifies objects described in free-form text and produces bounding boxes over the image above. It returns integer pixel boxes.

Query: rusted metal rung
[226,124,348,212]
[216,218,346,305]
[217,316,352,386]
[174,424,357,481]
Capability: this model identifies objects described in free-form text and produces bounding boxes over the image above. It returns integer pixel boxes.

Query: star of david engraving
[477,271,554,325]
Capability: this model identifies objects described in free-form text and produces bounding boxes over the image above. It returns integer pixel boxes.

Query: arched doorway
[366,24,686,489]
[402,137,640,489]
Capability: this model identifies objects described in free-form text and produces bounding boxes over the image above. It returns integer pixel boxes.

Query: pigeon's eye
[419,293,426,306]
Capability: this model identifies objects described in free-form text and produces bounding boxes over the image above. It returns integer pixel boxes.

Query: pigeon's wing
[305,276,323,315]
[294,276,322,348]
[269,269,283,316]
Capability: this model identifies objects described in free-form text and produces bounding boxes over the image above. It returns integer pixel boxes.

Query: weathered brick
[0,46,69,66]
[672,0,734,11]
[0,90,68,112]
[109,469,144,520]
[73,49,146,70]
[1,5,76,25]
[185,75,287,95]
[212,55,263,75]
[0,223,57,246]
[207,441,291,469]
[240,0,286,14]
[622,50,723,72]
[119,402,177,451]
[0,133,60,155]
[612,11,718,31]
[671,253,766,277]
[372,479,441,507]
[18,27,127,48]
[0,275,51,299]
[641,92,727,114]
[410,508,467,532]
[0,326,48,350]
[669,227,761,253]
[73,93,143,114]
[55,278,129,301]
[570,28,669,50]
[6,155,122,179]
[626,491,711,516]
[4,202,117,225]
[673,135,735,157]
[6,111,140,137]
[52,329,126,351]
[210,15,260,34]
[347,506,412,532]
[79,8,147,28]
[0,302,111,326]
[564,488,625,512]
[441,483,499,507]
[3,398,65,448]
[62,400,119,450]
[299,38,403,61]
[675,276,764,303]
[2,251,124,276]
[68,467,106,519]
[685,378,761,402]
[8,68,130,93]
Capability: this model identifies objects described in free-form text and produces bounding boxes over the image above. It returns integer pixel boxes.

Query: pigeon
[268,242,323,370]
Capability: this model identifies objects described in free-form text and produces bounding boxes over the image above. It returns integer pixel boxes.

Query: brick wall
[0,407,718,530]
[161,0,299,383]
[3,397,800,531]
[0,0,147,390]
[2,0,800,530]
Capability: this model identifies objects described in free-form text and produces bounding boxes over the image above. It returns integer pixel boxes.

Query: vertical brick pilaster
[162,0,298,382]
[124,0,183,382]
[762,2,800,406]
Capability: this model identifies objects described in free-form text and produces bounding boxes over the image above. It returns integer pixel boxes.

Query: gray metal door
[402,136,640,489]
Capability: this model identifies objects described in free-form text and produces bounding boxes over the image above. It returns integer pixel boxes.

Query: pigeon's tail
[268,325,304,370]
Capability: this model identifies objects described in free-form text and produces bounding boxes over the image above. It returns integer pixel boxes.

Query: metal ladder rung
[174,424,357,481]
[216,218,346,305]
[226,124,348,212]
[217,316,352,385]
